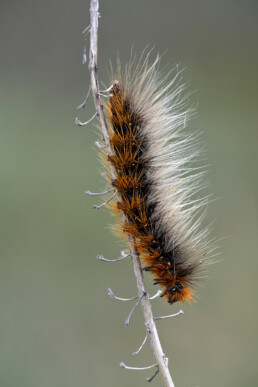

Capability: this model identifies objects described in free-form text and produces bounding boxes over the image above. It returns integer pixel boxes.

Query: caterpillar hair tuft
[102,54,215,305]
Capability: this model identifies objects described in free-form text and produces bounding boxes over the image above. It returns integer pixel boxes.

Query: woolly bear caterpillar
[103,54,214,304]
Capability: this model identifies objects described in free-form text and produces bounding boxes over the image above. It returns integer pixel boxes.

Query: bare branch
[86,1,175,385]
[129,244,175,386]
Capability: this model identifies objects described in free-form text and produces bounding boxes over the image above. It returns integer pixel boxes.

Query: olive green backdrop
[0,1,257,386]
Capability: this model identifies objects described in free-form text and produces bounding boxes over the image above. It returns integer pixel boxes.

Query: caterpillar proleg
[103,54,213,305]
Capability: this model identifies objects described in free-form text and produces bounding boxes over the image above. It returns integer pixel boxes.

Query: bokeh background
[0,1,257,386]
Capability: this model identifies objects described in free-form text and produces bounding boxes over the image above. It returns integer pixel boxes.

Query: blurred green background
[0,1,257,386]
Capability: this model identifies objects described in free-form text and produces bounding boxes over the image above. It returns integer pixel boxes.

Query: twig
[149,289,162,300]
[147,368,160,383]
[154,310,184,321]
[75,112,97,126]
[92,190,117,210]
[97,252,130,262]
[129,244,175,386]
[124,293,143,326]
[120,362,157,371]
[77,85,91,109]
[132,333,148,356]
[107,288,138,301]
[94,140,105,148]
[101,173,111,184]
[87,1,175,386]
[85,188,114,196]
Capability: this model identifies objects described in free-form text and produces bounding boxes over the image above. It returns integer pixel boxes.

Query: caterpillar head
[166,282,194,304]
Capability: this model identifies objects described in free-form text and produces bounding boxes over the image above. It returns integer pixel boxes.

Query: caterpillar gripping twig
[103,56,214,304]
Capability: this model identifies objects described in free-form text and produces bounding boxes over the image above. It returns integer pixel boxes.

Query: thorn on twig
[98,92,112,98]
[132,333,148,356]
[149,289,162,300]
[147,368,159,383]
[75,112,97,126]
[77,86,91,109]
[107,288,138,301]
[85,188,114,196]
[120,362,158,371]
[101,173,111,184]
[100,83,117,94]
[82,25,90,34]
[82,49,87,65]
[99,85,112,93]
[93,191,117,210]
[125,293,145,326]
[97,252,130,262]
[82,25,90,64]
[154,309,184,321]
[97,84,115,98]
[95,141,105,148]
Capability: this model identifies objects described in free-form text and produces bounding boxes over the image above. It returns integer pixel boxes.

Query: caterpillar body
[104,55,212,304]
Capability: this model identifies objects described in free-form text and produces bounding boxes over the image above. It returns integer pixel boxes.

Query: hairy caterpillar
[103,54,213,304]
